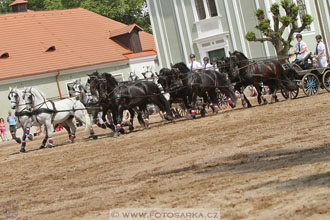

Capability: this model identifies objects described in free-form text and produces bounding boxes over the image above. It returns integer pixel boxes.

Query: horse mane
[31,87,47,99]
[232,51,248,60]
[172,62,190,73]
[159,68,172,76]
[101,72,118,87]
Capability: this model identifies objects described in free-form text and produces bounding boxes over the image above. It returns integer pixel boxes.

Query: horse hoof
[92,135,98,140]
[129,126,134,132]
[40,145,45,149]
[47,144,53,148]
[264,100,269,105]
[20,148,26,153]
[28,134,33,141]
[114,132,120,137]
[120,128,125,135]
[15,138,21,144]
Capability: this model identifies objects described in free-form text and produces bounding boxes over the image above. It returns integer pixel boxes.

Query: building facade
[0,1,159,129]
[147,0,330,67]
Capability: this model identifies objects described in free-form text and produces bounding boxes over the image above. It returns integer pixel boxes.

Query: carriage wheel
[302,73,320,96]
[280,87,299,99]
[217,92,229,110]
[322,70,330,92]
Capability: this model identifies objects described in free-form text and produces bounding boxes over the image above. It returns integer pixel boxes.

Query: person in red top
[0,118,10,142]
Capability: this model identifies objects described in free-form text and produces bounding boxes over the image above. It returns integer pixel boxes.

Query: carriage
[280,53,330,99]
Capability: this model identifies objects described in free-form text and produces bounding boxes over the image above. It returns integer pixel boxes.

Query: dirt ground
[0,91,330,220]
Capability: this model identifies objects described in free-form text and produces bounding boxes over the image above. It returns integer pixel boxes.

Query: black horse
[159,62,237,119]
[89,71,172,136]
[221,51,298,107]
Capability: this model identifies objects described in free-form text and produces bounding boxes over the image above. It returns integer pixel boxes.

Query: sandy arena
[0,91,330,220]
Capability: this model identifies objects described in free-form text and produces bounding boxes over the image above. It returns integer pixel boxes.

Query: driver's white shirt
[187,61,202,71]
[294,40,309,60]
[202,63,213,70]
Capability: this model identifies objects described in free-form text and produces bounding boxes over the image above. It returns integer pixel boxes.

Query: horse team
[8,51,298,153]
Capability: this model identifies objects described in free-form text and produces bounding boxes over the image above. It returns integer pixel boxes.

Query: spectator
[6,111,20,143]
[0,118,10,142]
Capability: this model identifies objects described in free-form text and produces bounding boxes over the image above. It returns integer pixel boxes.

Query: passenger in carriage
[292,34,309,63]
[314,35,327,68]
[202,57,212,70]
[211,57,219,72]
[187,53,202,72]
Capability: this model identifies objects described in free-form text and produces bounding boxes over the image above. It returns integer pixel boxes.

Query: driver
[187,54,202,72]
[292,34,309,62]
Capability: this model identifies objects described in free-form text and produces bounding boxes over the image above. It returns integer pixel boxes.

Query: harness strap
[32,100,57,124]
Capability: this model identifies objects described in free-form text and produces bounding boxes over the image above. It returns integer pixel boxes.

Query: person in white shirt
[202,57,213,70]
[314,34,327,68]
[187,54,202,72]
[292,34,309,61]
[211,57,219,71]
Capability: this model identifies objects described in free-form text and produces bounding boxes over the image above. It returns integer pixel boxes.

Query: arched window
[194,0,218,20]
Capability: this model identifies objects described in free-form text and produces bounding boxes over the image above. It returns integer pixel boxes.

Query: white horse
[8,87,32,151]
[23,87,93,148]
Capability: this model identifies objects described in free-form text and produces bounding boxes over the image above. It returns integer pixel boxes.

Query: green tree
[0,0,151,33]
[245,0,313,56]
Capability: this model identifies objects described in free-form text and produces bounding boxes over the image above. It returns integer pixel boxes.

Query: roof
[9,0,28,7]
[0,8,156,81]
[110,24,144,38]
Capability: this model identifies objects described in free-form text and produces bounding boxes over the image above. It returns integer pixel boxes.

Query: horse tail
[83,109,92,134]
[74,100,92,134]
[282,68,298,91]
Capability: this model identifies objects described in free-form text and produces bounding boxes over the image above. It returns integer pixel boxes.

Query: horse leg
[190,91,198,119]
[240,86,252,108]
[256,84,268,104]
[115,105,124,137]
[65,118,76,143]
[45,121,54,148]
[209,91,219,114]
[137,110,145,127]
[20,127,27,153]
[143,106,150,129]
[128,109,135,131]
[150,95,171,120]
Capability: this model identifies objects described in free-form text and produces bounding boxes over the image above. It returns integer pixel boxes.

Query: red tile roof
[9,0,28,7]
[0,8,156,81]
[124,50,157,59]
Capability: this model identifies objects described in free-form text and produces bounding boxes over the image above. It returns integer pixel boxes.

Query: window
[207,0,218,17]
[296,0,311,31]
[194,0,218,20]
[195,0,206,20]
[66,82,74,97]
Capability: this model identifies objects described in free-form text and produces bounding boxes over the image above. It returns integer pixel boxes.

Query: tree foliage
[245,0,313,55]
[0,0,151,33]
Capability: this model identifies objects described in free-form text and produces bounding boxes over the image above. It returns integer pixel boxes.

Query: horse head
[8,87,21,110]
[172,62,190,74]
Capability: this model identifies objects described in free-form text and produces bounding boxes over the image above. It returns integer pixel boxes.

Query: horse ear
[229,51,232,56]
[9,87,12,91]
